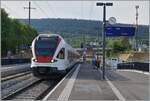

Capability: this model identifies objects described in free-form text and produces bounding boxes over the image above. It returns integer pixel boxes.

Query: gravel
[1,73,40,99]
[12,80,55,99]
[1,64,30,78]
[1,73,32,89]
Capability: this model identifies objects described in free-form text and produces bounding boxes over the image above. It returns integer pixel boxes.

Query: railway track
[2,78,59,100]
[1,72,37,99]
[1,71,31,82]
[1,64,31,78]
[1,64,78,100]
[2,79,43,100]
[1,70,62,100]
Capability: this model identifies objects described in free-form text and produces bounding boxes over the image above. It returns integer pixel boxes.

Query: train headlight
[51,59,57,63]
[33,58,37,62]
[51,59,54,63]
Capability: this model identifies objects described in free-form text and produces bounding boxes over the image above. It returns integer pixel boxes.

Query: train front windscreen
[35,36,59,62]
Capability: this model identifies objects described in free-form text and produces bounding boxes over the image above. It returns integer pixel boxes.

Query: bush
[106,37,132,57]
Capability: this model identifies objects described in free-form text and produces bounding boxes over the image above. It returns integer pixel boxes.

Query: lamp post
[96,2,113,80]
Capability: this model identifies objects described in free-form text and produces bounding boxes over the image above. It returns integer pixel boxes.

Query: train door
[65,49,70,67]
[56,48,66,69]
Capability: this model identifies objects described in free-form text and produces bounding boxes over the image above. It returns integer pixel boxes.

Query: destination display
[105,26,135,36]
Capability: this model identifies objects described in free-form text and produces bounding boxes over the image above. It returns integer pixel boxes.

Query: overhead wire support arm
[24,1,36,25]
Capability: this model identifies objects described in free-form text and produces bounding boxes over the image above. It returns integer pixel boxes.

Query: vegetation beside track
[1,8,37,57]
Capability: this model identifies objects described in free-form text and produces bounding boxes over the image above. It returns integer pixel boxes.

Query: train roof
[37,34,63,39]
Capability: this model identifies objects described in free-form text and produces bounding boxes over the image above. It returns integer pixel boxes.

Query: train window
[57,48,65,59]
[36,40,57,49]
[35,36,58,56]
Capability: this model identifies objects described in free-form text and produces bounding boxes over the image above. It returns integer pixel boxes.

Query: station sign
[105,26,135,37]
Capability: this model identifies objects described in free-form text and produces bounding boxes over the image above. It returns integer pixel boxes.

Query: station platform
[43,63,149,100]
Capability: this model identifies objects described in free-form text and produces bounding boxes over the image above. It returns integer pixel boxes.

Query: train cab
[31,34,79,78]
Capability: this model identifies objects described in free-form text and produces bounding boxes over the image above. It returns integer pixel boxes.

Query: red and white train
[31,34,79,77]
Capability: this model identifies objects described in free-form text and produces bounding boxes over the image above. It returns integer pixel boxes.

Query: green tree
[1,8,37,57]
[107,37,132,57]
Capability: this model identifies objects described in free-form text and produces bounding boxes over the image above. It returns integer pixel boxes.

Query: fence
[117,62,149,72]
[1,59,30,65]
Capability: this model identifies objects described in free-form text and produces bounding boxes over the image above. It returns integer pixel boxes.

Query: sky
[1,0,149,25]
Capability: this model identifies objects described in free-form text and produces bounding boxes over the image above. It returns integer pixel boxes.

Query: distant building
[137,44,149,52]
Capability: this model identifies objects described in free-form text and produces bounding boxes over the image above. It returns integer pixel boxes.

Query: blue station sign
[105,26,135,37]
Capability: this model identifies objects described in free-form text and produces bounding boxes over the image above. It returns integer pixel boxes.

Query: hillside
[19,18,149,38]
[19,18,149,47]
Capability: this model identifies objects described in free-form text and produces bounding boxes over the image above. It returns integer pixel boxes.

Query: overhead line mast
[24,1,36,25]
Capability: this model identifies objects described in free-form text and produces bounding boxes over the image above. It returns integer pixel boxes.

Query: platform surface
[45,63,149,100]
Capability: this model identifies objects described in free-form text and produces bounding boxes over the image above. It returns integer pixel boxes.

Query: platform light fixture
[96,2,113,80]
